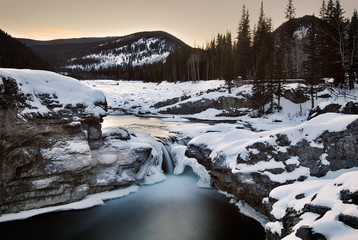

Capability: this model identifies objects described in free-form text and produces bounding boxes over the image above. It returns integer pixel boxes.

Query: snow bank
[0,68,107,116]
[189,113,358,178]
[268,170,358,239]
[0,185,138,223]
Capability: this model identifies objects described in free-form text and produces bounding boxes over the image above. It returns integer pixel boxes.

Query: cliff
[0,69,161,214]
[186,113,358,239]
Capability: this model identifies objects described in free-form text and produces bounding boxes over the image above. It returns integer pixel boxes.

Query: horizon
[1,0,357,47]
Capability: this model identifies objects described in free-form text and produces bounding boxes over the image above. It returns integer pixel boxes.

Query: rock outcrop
[158,96,252,117]
[308,101,358,120]
[185,114,358,239]
[0,69,160,214]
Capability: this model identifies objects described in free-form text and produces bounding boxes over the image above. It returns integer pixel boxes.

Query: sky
[1,0,357,47]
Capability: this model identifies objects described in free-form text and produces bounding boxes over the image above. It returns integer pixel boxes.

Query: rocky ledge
[0,69,161,214]
[186,113,358,239]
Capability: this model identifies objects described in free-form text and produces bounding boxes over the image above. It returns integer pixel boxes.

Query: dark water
[0,169,264,240]
[0,115,265,240]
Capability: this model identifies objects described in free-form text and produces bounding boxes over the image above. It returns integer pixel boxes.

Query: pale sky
[1,0,357,46]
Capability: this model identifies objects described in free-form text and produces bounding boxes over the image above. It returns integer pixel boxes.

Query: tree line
[160,0,358,113]
[0,29,50,70]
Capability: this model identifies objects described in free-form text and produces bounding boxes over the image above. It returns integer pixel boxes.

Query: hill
[272,15,320,79]
[19,31,191,80]
[0,29,50,70]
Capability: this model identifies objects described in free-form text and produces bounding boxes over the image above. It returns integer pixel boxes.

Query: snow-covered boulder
[266,171,358,239]
[0,69,162,214]
[186,113,358,239]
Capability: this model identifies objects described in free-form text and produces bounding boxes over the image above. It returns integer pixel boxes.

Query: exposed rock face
[308,101,358,120]
[158,96,252,116]
[185,116,358,239]
[0,70,159,214]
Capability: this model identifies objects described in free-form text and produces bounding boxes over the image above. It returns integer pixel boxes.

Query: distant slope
[272,15,320,78]
[0,29,50,70]
[19,31,191,79]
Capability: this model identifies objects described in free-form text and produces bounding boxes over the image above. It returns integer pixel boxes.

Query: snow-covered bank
[85,79,358,239]
[267,169,358,240]
[1,68,106,117]
[0,69,164,216]
[2,71,357,239]
[0,185,138,223]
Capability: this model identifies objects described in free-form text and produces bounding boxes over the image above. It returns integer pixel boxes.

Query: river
[0,115,265,240]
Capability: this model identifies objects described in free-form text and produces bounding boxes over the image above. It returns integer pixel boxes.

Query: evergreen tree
[347,10,358,89]
[303,16,320,109]
[252,2,273,114]
[319,0,347,87]
[283,0,297,79]
[223,31,234,92]
[285,0,296,20]
[237,5,252,80]
[272,31,287,111]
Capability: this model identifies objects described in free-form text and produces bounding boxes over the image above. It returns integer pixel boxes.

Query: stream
[0,115,265,240]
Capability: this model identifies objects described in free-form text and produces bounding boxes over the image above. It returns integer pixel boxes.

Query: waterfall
[155,136,211,188]
[155,135,189,174]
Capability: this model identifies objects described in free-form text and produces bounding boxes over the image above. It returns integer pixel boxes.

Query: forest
[159,0,358,114]
[0,29,50,70]
[1,0,357,114]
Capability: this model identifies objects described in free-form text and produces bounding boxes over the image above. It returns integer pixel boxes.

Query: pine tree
[319,0,347,87]
[273,31,287,111]
[237,5,252,80]
[303,16,320,109]
[252,2,273,114]
[223,31,234,92]
[283,0,297,79]
[348,10,358,89]
[285,0,296,20]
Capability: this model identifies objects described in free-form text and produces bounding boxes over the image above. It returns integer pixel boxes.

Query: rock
[308,101,358,120]
[308,104,341,120]
[342,101,358,114]
[339,214,358,229]
[159,96,252,115]
[296,226,327,240]
[283,88,309,104]
[186,115,358,239]
[340,190,358,205]
[0,70,159,214]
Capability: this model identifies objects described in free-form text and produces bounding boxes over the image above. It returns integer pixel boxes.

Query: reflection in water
[102,115,187,138]
[0,169,264,240]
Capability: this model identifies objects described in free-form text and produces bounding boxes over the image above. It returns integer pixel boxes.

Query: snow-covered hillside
[65,37,174,71]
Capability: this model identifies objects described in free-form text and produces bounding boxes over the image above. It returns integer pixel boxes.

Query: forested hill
[19,31,191,80]
[0,29,50,70]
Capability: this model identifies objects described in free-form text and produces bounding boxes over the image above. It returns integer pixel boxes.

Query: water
[102,115,188,138]
[0,115,265,240]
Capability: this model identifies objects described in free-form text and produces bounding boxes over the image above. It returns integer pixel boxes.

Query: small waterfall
[156,135,189,174]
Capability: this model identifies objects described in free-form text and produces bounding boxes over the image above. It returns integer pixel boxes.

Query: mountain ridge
[18,31,191,71]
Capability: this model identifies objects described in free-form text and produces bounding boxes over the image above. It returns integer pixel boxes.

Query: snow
[188,113,358,176]
[171,144,211,188]
[268,170,358,239]
[3,71,358,239]
[0,185,139,223]
[0,68,106,117]
[294,25,309,40]
[65,37,173,71]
